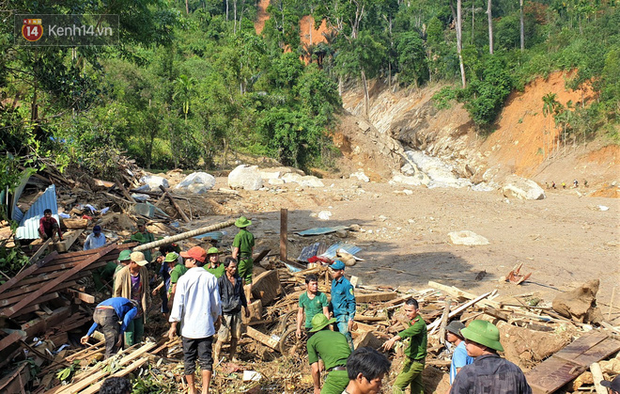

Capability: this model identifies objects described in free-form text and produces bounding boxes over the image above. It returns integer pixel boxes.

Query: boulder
[552,279,603,323]
[228,165,263,190]
[175,172,216,194]
[448,230,489,246]
[299,176,324,188]
[139,175,169,191]
[350,171,370,182]
[390,173,428,186]
[282,172,303,184]
[502,175,546,200]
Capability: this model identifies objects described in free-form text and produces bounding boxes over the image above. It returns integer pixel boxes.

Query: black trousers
[182,336,214,374]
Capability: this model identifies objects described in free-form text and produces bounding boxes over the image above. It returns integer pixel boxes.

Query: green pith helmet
[164,252,179,263]
[460,320,504,352]
[309,314,337,332]
[207,247,219,255]
[235,216,252,228]
[118,250,131,262]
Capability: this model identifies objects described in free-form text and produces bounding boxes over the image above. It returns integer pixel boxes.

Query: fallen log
[159,185,190,222]
[132,219,236,252]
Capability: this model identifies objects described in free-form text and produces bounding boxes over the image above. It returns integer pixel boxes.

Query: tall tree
[487,0,494,54]
[457,0,467,88]
[519,0,524,51]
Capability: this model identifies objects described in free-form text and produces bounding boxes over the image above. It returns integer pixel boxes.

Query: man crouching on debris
[307,314,352,394]
[382,298,427,394]
[81,297,140,359]
[169,246,221,394]
[449,320,532,394]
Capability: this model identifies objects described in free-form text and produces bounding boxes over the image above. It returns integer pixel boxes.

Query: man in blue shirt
[81,297,139,359]
[330,260,356,350]
[446,320,474,386]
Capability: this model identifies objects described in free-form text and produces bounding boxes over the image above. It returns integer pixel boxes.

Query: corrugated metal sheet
[193,231,226,241]
[295,226,349,236]
[297,242,328,262]
[11,170,32,222]
[16,184,58,240]
[319,243,362,260]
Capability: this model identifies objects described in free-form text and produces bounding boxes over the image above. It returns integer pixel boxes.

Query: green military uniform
[307,329,351,394]
[168,264,188,293]
[299,292,329,329]
[233,227,254,283]
[205,264,225,278]
[393,315,427,394]
[138,230,155,263]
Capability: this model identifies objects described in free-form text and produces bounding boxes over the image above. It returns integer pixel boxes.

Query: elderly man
[450,320,531,394]
[81,297,139,359]
[114,251,150,347]
[382,298,427,394]
[306,314,352,394]
[330,260,356,350]
[297,273,329,339]
[84,225,106,250]
[213,257,249,363]
[169,246,221,394]
[343,347,391,394]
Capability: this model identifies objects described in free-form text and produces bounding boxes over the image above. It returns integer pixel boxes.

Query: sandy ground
[182,176,620,316]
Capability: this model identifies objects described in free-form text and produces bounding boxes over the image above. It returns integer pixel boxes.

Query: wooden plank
[280,208,288,262]
[590,363,608,394]
[4,244,116,318]
[159,185,190,222]
[426,292,492,332]
[56,342,157,394]
[0,332,24,353]
[0,282,76,307]
[29,238,53,264]
[246,326,279,350]
[21,306,71,339]
[554,332,609,364]
[80,357,149,394]
[15,264,107,286]
[0,251,58,296]
[526,356,584,393]
[115,180,136,203]
[428,281,500,308]
[55,229,84,253]
[4,293,59,318]
[356,292,398,303]
[67,289,95,303]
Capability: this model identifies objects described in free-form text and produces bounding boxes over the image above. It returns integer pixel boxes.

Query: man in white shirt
[168,246,221,394]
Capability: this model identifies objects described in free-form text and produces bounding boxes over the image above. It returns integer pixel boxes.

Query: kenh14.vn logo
[22,18,43,42]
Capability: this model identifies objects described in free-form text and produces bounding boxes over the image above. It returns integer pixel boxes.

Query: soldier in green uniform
[382,298,427,394]
[231,216,254,302]
[306,314,352,394]
[204,247,225,278]
[113,250,132,289]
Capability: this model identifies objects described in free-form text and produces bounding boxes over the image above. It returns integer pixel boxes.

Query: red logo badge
[22,19,43,42]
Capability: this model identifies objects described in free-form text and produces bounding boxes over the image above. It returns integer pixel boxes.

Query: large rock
[281,172,303,184]
[298,176,324,188]
[175,172,215,194]
[228,165,264,190]
[502,175,546,200]
[448,230,489,246]
[552,279,603,323]
[139,175,169,191]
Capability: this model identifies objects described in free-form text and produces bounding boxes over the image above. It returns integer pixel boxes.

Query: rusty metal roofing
[15,184,59,240]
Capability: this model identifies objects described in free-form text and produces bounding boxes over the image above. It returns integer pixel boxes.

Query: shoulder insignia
[349,288,354,295]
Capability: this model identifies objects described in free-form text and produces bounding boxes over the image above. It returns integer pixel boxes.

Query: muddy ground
[175,175,619,311]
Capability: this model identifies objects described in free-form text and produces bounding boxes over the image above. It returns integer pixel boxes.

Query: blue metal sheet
[297,242,328,262]
[193,231,226,241]
[295,226,349,236]
[319,243,362,260]
[16,184,59,240]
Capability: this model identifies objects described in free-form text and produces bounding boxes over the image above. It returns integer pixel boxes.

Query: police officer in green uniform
[306,314,352,394]
[382,298,427,394]
[232,216,254,301]
[205,247,225,278]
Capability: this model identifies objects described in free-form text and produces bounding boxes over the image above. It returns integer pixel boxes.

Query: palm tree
[542,93,560,159]
[173,75,196,124]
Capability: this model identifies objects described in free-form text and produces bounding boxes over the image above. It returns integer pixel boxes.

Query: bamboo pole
[132,219,237,252]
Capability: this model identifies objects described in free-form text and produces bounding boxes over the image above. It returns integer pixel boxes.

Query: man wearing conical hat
[449,320,531,394]
[232,216,254,302]
[306,314,352,394]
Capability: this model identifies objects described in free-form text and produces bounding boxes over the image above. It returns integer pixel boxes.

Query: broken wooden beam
[356,292,398,303]
[428,281,500,308]
[54,229,84,253]
[245,326,279,350]
[159,185,190,222]
[0,252,58,296]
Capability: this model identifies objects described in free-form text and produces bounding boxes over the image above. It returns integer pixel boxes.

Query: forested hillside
[1,0,618,197]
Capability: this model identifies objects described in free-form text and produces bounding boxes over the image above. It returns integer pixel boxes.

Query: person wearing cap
[445,320,474,386]
[306,313,352,394]
[169,246,221,394]
[113,250,132,288]
[232,216,255,301]
[84,225,106,250]
[343,347,391,394]
[114,251,151,347]
[205,247,225,278]
[450,320,531,394]
[330,260,356,351]
[601,375,620,394]
[80,297,140,359]
[213,257,249,364]
[297,273,330,339]
[382,298,427,394]
[152,252,185,316]
[134,220,155,263]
